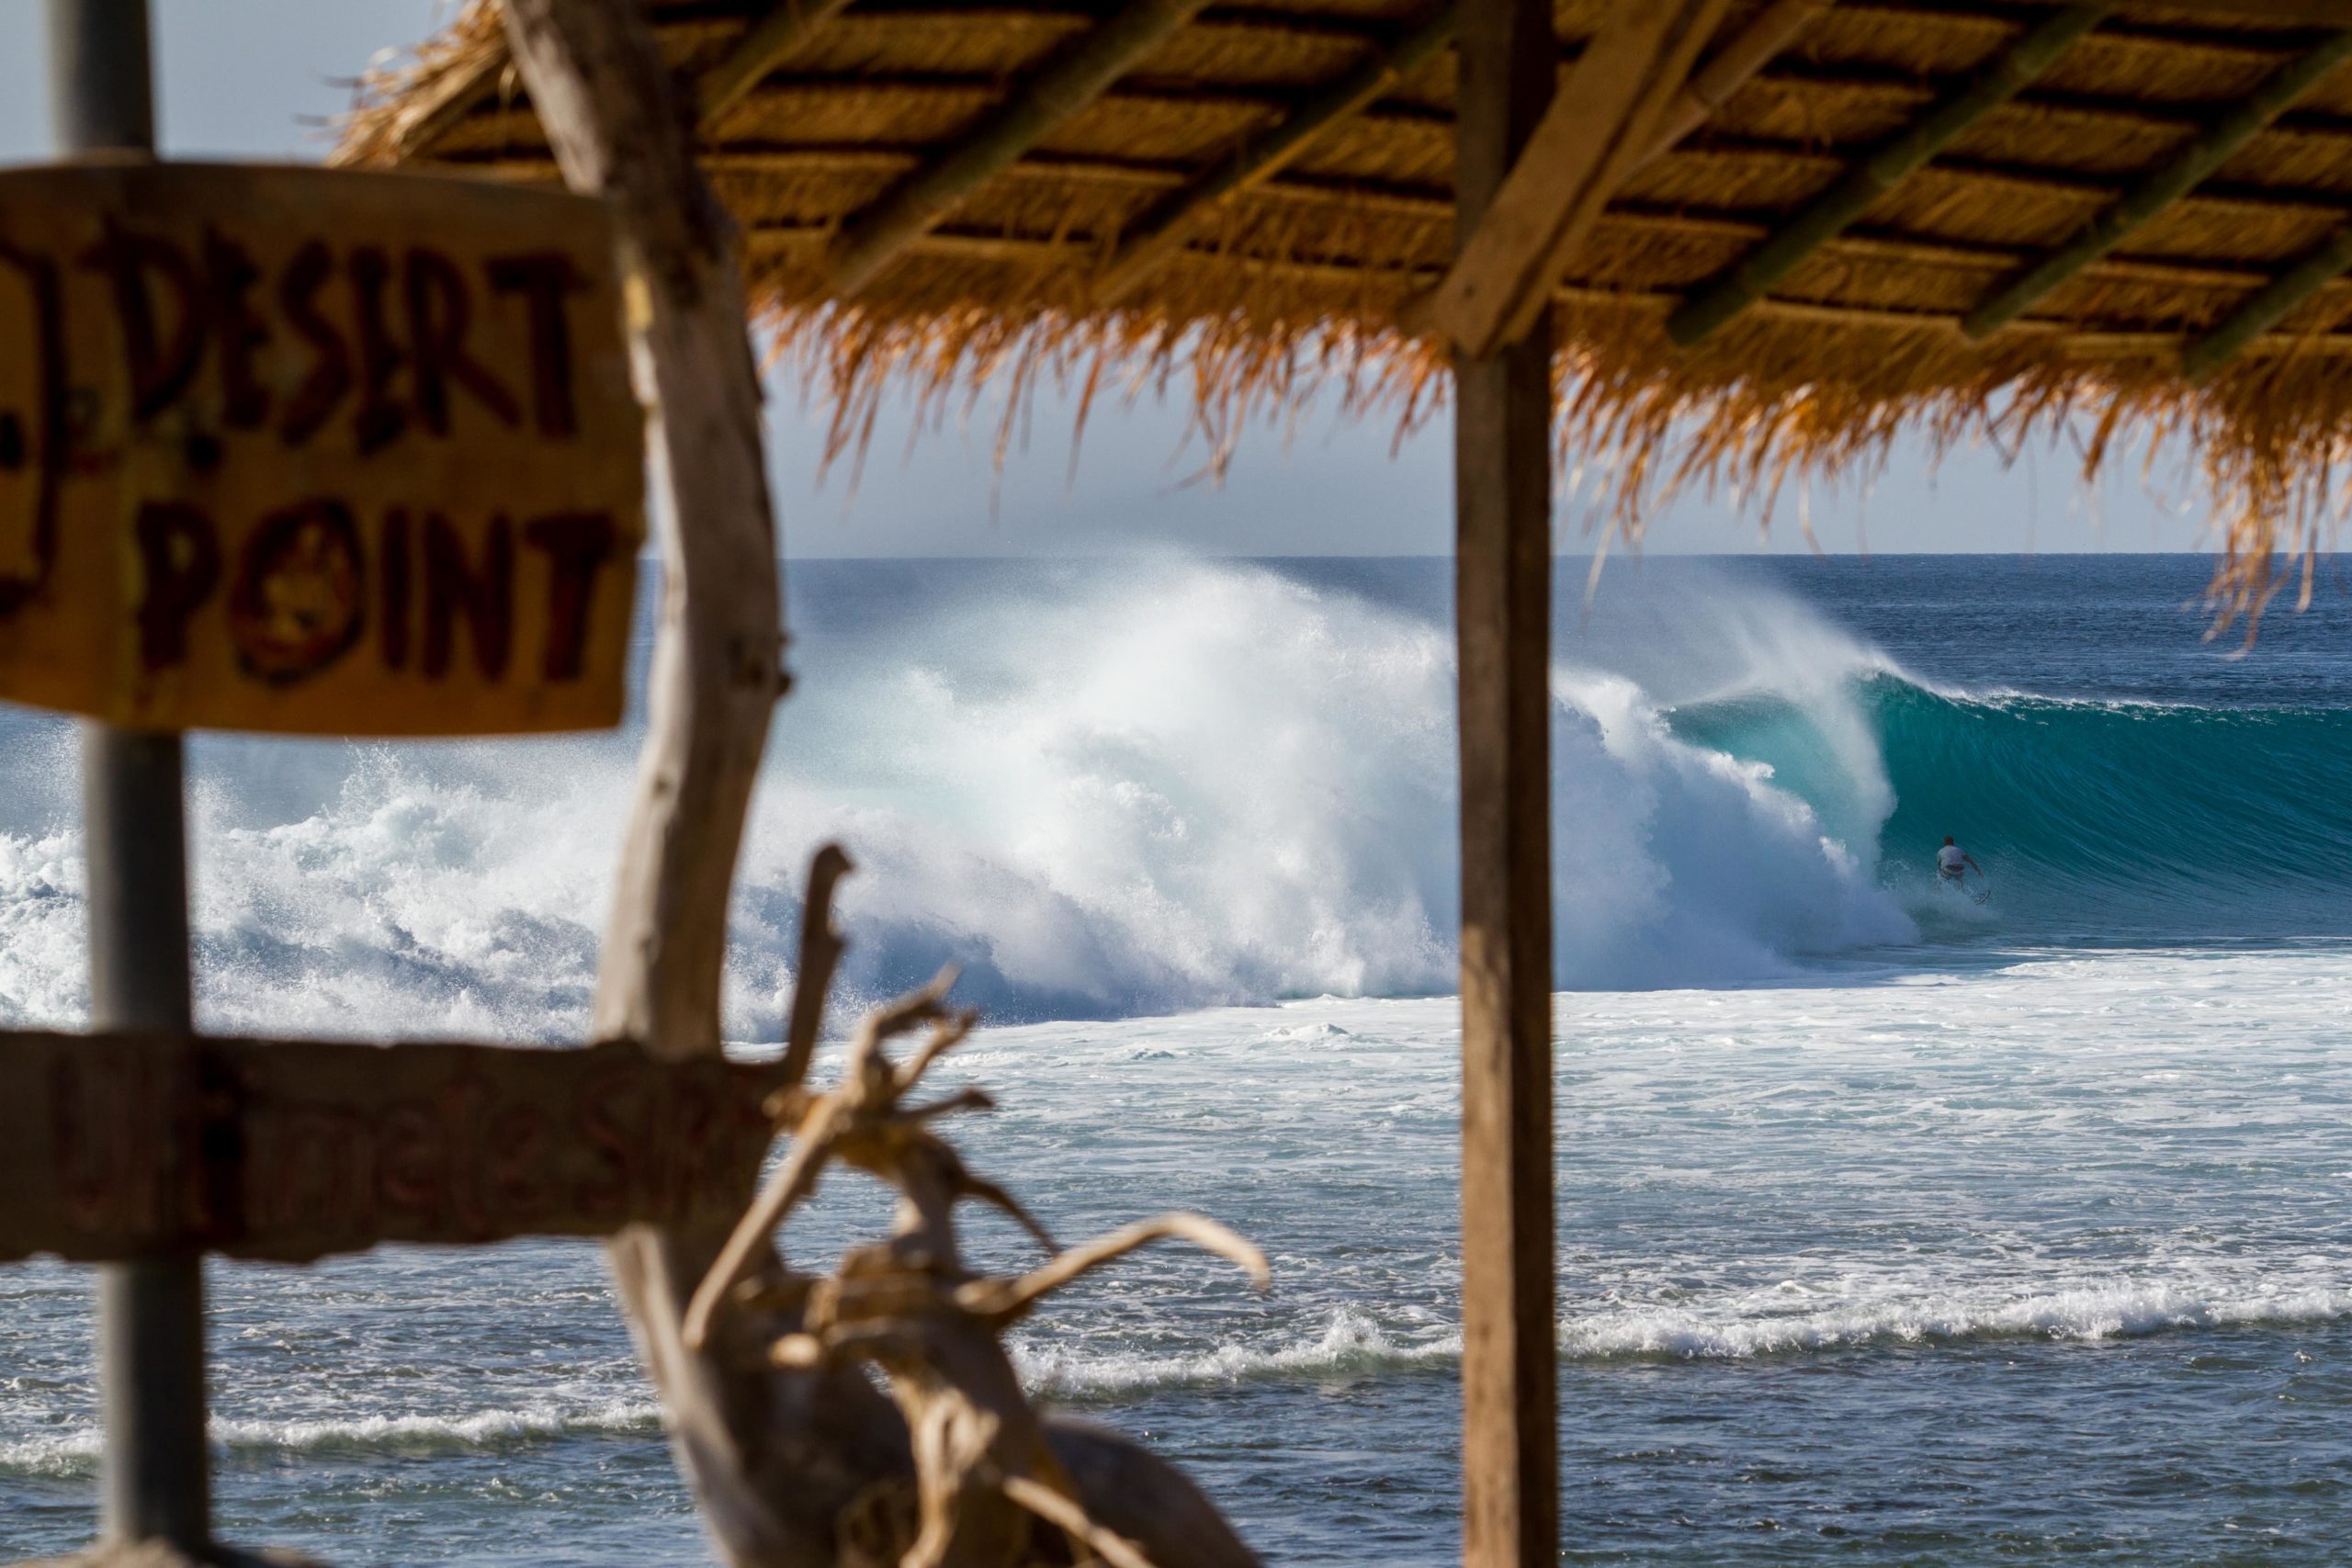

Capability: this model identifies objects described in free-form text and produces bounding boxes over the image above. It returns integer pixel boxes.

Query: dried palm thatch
[341,0,2352,626]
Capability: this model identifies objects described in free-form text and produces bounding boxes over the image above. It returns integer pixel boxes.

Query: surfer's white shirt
[1938,844,1966,874]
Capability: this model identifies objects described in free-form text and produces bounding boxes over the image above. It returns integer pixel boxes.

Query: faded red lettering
[488,253,585,438]
[422,512,513,680]
[204,227,271,431]
[575,1069,643,1221]
[376,1103,446,1224]
[485,1104,551,1221]
[405,249,519,436]
[278,241,351,446]
[246,1107,373,1240]
[227,498,367,685]
[380,507,413,671]
[348,246,406,454]
[0,243,66,617]
[133,501,222,671]
[81,220,206,422]
[522,511,615,681]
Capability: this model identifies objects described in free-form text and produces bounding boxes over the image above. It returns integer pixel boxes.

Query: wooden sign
[0,162,644,735]
[0,1032,786,1264]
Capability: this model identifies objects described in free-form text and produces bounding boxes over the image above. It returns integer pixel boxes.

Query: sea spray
[0,562,1917,1032]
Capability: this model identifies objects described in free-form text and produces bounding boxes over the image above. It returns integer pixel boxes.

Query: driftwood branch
[956,1214,1266,1327]
[498,7,904,1566]
[998,1475,1158,1568]
[695,969,1268,1568]
[780,843,854,1090]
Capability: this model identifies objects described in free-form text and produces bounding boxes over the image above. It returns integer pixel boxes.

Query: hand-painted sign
[0,162,644,735]
[0,1032,785,1263]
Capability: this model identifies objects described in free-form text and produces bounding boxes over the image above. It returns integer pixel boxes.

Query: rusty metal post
[49,0,215,1551]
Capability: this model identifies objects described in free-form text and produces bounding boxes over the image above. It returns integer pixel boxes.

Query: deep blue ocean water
[6,553,2352,1562]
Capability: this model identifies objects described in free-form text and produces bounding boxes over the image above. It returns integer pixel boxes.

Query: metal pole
[48,0,215,1551]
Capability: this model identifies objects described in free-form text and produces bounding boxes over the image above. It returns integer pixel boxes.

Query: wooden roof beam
[2136,0,2352,24]
[2183,225,2352,378]
[1414,0,1732,357]
[1648,0,1837,154]
[1091,3,1459,308]
[824,0,1214,298]
[1668,3,2110,348]
[696,0,858,129]
[1964,29,2352,338]
[1367,0,1829,349]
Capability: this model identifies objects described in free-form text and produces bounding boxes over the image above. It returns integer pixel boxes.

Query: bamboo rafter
[1091,2,1459,307]
[1413,0,1844,355]
[2183,224,2352,378]
[1647,0,1837,154]
[824,0,1215,297]
[1667,3,2112,347]
[342,0,2352,628]
[744,221,2352,364]
[696,0,860,128]
[1417,0,1729,355]
[1963,28,2352,339]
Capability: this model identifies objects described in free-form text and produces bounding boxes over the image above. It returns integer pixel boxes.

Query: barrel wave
[1670,675,2352,942]
[0,558,2341,1037]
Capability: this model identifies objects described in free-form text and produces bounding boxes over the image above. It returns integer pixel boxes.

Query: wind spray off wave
[0,560,1916,1034]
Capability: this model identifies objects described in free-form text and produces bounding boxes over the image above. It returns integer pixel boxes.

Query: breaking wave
[0,560,1919,1032]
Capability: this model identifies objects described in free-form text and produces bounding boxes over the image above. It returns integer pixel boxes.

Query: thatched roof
[340,1,2352,620]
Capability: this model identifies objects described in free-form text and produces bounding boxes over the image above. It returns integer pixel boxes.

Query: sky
[0,1,2218,557]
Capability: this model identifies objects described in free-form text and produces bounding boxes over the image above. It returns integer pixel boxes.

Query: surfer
[1937,836,1984,890]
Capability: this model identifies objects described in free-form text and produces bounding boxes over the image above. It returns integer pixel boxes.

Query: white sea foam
[0,1400,662,1478]
[1555,1281,2352,1361]
[1012,1278,2352,1401]
[0,561,1914,1034]
[1015,1304,1459,1396]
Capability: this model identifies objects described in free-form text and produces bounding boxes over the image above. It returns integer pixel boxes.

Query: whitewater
[6,554,2352,1562]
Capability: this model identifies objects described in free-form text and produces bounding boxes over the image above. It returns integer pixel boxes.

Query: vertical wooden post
[499,7,908,1564]
[51,0,215,1551]
[1452,2,1557,1565]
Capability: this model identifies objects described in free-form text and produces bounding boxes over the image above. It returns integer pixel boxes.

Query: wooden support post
[1668,3,2108,347]
[825,0,1211,297]
[696,0,857,130]
[497,6,910,1564]
[1965,31,2352,339]
[1453,3,1557,1566]
[2183,225,2352,380]
[1093,3,1458,307]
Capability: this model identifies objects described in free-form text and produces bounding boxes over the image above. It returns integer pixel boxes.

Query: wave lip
[1016,1304,1458,1397]
[1011,1280,2352,1401]
[0,1400,662,1478]
[1561,1281,2352,1362]
[7,1283,2340,1472]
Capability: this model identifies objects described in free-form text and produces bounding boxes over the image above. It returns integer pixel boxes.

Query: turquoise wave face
[1669,675,2352,942]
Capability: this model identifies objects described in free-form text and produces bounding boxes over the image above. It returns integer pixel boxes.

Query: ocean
[6,553,2352,1562]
